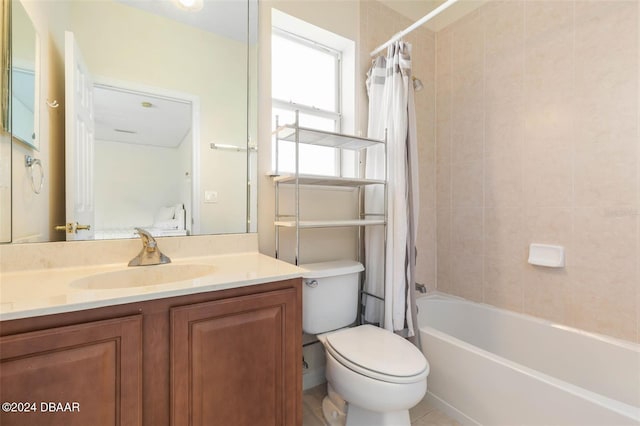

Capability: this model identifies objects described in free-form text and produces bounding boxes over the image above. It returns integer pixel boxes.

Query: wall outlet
[204,190,218,203]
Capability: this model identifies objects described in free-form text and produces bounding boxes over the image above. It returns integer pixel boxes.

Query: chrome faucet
[128,227,171,266]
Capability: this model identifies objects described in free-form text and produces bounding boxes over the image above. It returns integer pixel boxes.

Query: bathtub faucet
[415,283,427,293]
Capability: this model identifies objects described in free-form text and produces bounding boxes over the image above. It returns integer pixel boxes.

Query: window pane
[272,107,335,132]
[276,141,336,176]
[272,34,337,112]
[272,107,337,176]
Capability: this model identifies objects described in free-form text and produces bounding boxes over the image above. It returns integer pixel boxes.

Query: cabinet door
[0,315,142,426]
[171,288,300,426]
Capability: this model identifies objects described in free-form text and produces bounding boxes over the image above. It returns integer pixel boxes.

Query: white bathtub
[417,293,640,425]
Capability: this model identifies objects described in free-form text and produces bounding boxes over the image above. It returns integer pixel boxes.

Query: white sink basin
[70,264,216,290]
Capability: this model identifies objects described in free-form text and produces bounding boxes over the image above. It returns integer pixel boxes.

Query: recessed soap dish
[528,244,565,268]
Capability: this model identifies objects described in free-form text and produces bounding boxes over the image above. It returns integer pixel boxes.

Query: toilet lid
[325,325,429,384]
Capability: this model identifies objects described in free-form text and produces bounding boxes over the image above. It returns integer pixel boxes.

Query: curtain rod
[369,0,460,57]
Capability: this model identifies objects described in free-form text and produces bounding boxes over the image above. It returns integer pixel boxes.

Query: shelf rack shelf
[273,112,388,271]
[272,173,385,187]
[274,219,386,229]
[274,124,384,150]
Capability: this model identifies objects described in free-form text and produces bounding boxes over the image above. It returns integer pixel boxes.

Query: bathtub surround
[435,0,640,343]
[417,294,640,425]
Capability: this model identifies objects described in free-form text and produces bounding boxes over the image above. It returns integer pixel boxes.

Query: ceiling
[116,0,255,42]
[94,86,192,148]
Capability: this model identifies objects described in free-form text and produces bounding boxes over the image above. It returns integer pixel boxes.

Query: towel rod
[210,143,257,152]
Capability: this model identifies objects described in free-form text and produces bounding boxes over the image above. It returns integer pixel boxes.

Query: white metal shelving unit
[272,112,387,320]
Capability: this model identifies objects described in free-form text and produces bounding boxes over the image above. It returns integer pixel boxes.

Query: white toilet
[301,260,429,426]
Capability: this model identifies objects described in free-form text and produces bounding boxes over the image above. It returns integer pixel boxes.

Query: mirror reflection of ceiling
[94,87,192,148]
[116,0,254,41]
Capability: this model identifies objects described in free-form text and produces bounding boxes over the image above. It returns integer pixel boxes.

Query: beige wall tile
[524,207,573,248]
[523,265,571,324]
[484,207,526,261]
[437,248,453,294]
[452,71,484,163]
[436,117,452,167]
[436,82,452,124]
[485,53,524,108]
[524,1,572,41]
[483,0,524,60]
[572,208,637,274]
[484,98,524,159]
[452,160,483,209]
[436,32,452,80]
[437,208,453,255]
[574,146,637,207]
[484,255,524,312]
[574,2,638,154]
[451,246,484,302]
[452,207,483,253]
[436,159,451,211]
[484,153,523,208]
[570,267,637,342]
[451,9,485,71]
[523,146,573,208]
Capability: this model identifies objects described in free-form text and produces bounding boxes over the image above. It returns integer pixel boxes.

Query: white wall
[94,140,184,230]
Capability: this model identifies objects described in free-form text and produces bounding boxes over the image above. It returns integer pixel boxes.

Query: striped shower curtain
[364,41,420,340]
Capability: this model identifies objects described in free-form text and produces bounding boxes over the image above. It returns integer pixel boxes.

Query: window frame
[271,27,345,176]
[272,27,342,129]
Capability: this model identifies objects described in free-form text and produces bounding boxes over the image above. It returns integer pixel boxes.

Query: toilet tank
[300,260,364,335]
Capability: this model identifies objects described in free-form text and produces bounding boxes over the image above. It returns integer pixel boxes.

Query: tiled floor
[303,383,460,426]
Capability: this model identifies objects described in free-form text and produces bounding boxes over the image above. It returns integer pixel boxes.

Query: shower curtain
[364,41,420,339]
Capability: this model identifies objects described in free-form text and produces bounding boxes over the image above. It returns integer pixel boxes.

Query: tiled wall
[359,1,437,292]
[435,0,639,343]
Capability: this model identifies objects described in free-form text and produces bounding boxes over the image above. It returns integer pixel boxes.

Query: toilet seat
[325,325,429,385]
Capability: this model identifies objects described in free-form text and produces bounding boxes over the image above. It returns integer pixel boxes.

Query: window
[271,28,343,176]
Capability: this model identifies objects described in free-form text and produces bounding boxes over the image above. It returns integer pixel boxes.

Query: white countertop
[0,252,304,321]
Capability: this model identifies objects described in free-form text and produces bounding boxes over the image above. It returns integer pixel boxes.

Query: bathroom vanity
[0,246,303,426]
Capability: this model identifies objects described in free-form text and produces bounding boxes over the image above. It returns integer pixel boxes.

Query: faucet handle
[134,227,155,245]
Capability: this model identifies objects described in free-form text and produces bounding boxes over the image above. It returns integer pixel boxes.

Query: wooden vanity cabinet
[0,315,143,426]
[171,288,299,426]
[0,278,302,426]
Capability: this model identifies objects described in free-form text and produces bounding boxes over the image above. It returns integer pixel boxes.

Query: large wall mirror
[11,0,38,149]
[0,0,11,242]
[4,0,258,244]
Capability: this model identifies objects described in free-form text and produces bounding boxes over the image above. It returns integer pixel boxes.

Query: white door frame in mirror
[94,76,201,238]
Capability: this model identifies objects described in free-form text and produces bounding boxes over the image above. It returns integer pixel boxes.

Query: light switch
[204,190,218,203]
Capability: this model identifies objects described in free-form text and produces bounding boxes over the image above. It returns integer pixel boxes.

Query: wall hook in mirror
[46,99,59,109]
[24,155,44,194]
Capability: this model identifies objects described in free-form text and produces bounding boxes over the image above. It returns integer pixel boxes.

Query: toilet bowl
[301,261,429,426]
[319,325,429,426]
